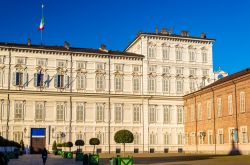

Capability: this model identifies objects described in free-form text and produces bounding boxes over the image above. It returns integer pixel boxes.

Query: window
[14,101,23,119]
[56,102,65,121]
[175,48,182,61]
[96,63,105,70]
[76,103,84,122]
[148,47,156,59]
[149,133,156,145]
[148,65,156,73]
[76,74,86,90]
[115,64,123,72]
[0,70,3,87]
[162,47,169,59]
[37,58,46,67]
[176,80,183,93]
[76,62,86,70]
[189,79,196,92]
[202,52,208,63]
[114,76,123,91]
[176,67,183,75]
[57,60,66,68]
[13,71,26,86]
[207,100,212,119]
[162,66,170,74]
[177,106,183,124]
[16,57,25,65]
[240,126,248,144]
[162,78,169,93]
[177,133,183,145]
[217,98,222,117]
[202,69,209,77]
[148,77,156,93]
[163,105,171,124]
[96,75,105,90]
[240,91,246,113]
[191,104,195,122]
[35,102,44,121]
[197,103,202,121]
[189,68,196,76]
[208,130,213,144]
[133,105,140,123]
[149,105,156,123]
[114,104,122,123]
[13,132,22,143]
[54,74,69,89]
[164,133,170,145]
[198,131,205,144]
[229,128,236,143]
[34,72,44,87]
[133,77,140,92]
[133,133,140,145]
[189,50,196,62]
[228,95,233,115]
[191,132,196,145]
[0,56,4,64]
[218,129,224,144]
[96,132,103,144]
[96,103,104,122]
[133,65,141,73]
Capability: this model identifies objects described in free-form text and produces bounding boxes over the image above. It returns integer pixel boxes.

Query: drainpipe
[194,94,198,153]
[232,80,239,149]
[108,54,111,154]
[69,52,73,142]
[141,56,144,153]
[211,87,216,155]
[6,46,12,140]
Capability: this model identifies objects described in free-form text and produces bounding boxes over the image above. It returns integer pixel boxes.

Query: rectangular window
[0,70,3,87]
[202,52,208,63]
[176,67,183,75]
[13,132,22,143]
[208,130,213,144]
[114,104,122,123]
[162,47,169,59]
[228,95,233,115]
[191,104,195,122]
[176,80,183,93]
[34,73,44,87]
[16,57,25,65]
[189,68,196,76]
[14,101,23,119]
[115,64,123,72]
[57,60,66,68]
[218,129,224,144]
[207,100,212,119]
[164,133,170,145]
[177,133,183,145]
[133,77,140,92]
[56,102,65,121]
[177,106,183,124]
[175,48,182,61]
[148,47,156,59]
[96,75,105,90]
[191,132,196,145]
[217,98,222,117]
[149,105,156,123]
[35,102,44,121]
[133,65,141,73]
[162,66,170,74]
[149,133,156,145]
[96,133,103,144]
[189,79,196,92]
[163,105,171,124]
[133,133,140,145]
[76,103,84,122]
[76,74,86,90]
[202,69,209,77]
[189,51,195,62]
[96,63,105,70]
[76,61,86,70]
[241,126,248,144]
[240,91,246,113]
[13,72,24,86]
[162,78,169,93]
[197,103,202,121]
[133,105,140,123]
[114,76,123,91]
[148,65,156,73]
[148,77,156,93]
[54,74,67,88]
[37,58,46,67]
[96,103,104,122]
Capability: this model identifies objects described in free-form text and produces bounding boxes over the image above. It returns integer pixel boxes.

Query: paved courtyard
[8,154,250,165]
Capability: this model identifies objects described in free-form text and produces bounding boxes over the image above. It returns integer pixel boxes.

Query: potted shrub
[88,138,100,165]
[66,142,73,159]
[113,129,134,165]
[52,141,57,155]
[75,139,84,161]
[56,143,62,155]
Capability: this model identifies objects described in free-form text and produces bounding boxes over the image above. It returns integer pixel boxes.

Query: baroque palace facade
[0,28,214,153]
[184,68,250,154]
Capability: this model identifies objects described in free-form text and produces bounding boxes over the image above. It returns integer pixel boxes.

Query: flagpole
[40,2,44,45]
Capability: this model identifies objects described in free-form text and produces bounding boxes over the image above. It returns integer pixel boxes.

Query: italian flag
[38,16,44,30]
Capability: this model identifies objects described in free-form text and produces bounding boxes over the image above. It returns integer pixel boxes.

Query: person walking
[41,148,48,165]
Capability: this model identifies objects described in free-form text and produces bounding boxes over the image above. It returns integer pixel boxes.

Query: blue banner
[31,128,46,137]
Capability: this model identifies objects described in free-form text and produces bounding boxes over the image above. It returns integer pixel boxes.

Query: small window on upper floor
[176,67,183,75]
[16,57,25,65]
[175,47,183,61]
[148,65,157,73]
[37,58,46,67]
[76,61,86,70]
[0,56,4,64]
[189,50,196,62]
[202,69,209,77]
[202,52,208,63]
[148,46,156,59]
[57,60,67,68]
[96,63,105,70]
[189,68,196,76]
[133,65,141,73]
[115,64,123,72]
[162,66,170,74]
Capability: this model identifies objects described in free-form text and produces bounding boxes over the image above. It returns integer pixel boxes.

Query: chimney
[99,44,108,52]
[155,27,159,34]
[201,32,206,39]
[27,38,31,46]
[64,41,70,49]
[181,30,189,37]
[161,28,167,34]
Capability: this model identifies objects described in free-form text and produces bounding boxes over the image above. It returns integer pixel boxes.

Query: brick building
[184,68,250,154]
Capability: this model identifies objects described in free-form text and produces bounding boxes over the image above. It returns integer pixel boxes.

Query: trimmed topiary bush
[75,139,84,152]
[114,129,134,156]
[89,138,100,154]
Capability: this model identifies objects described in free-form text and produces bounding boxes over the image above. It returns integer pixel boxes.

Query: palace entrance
[30,128,46,154]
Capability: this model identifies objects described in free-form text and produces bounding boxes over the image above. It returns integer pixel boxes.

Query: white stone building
[0,29,214,153]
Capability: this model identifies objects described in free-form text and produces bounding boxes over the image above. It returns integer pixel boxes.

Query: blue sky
[0,0,249,74]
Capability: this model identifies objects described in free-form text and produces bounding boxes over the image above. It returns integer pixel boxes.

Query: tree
[52,141,57,152]
[89,138,100,154]
[114,130,134,156]
[66,142,73,152]
[75,139,84,151]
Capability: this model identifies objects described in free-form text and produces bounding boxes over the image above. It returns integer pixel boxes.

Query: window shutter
[76,76,80,89]
[54,74,58,88]
[23,72,28,86]
[64,75,69,88]
[45,74,50,87]
[12,72,16,86]
[34,73,37,87]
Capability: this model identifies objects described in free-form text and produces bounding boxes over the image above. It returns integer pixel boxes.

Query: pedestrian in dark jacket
[41,148,48,165]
